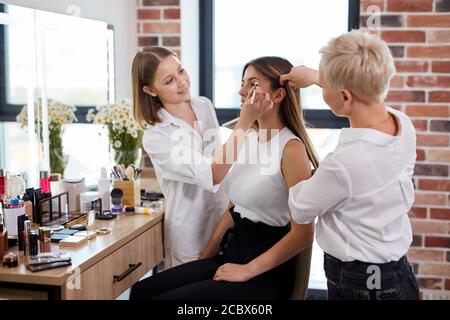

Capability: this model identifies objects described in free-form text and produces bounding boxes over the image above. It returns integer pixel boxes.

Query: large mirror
[0,2,114,188]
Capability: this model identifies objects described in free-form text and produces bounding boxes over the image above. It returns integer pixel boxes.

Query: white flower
[86,109,96,122]
[86,99,143,154]
[114,140,122,148]
[17,99,77,129]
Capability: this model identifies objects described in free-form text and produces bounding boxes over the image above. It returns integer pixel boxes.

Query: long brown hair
[243,57,320,169]
[131,46,176,127]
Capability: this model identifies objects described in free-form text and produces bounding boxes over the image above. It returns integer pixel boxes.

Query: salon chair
[290,245,313,300]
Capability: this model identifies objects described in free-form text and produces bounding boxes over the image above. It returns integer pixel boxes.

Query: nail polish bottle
[39,227,52,253]
[0,169,6,200]
[39,171,51,196]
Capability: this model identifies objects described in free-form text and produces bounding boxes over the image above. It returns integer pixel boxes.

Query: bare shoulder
[281,139,312,188]
[283,139,307,157]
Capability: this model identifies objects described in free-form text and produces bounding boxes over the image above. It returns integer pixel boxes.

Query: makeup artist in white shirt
[131,47,272,268]
[282,31,419,300]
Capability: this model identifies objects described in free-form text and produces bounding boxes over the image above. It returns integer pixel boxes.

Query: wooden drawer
[63,221,163,300]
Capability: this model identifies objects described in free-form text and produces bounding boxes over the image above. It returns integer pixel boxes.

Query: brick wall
[136,0,181,56]
[361,0,450,299]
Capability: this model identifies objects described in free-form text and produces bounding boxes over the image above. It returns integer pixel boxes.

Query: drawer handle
[113,262,142,283]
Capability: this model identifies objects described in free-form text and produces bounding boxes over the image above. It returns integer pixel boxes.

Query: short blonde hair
[319,30,395,104]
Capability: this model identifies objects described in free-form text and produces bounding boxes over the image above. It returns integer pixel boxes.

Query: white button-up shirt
[142,97,229,259]
[289,107,416,263]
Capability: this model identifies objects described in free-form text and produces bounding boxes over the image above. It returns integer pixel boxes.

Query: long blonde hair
[131,46,176,127]
[243,57,320,169]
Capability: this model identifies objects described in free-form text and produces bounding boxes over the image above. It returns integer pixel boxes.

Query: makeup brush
[250,83,259,104]
[125,166,135,181]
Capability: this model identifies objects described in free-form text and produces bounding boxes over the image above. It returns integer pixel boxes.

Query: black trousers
[130,209,295,300]
[324,253,420,300]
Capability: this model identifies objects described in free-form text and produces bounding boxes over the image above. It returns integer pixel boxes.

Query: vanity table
[0,212,164,300]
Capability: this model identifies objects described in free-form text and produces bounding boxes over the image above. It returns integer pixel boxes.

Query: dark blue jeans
[324,253,419,300]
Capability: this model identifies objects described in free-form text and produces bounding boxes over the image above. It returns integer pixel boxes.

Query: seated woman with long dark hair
[130,56,318,300]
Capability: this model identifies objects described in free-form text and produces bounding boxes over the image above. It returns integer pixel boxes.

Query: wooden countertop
[0,212,163,286]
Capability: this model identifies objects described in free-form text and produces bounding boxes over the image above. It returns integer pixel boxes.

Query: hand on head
[279,65,319,89]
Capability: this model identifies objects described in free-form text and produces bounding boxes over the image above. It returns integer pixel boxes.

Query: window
[3,5,34,106]
[0,122,32,173]
[200,0,359,127]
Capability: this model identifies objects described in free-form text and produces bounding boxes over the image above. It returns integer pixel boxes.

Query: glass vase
[112,147,142,169]
[49,126,68,177]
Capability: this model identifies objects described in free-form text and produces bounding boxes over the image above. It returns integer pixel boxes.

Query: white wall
[2,0,137,100]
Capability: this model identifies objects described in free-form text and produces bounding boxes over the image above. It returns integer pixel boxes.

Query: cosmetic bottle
[0,169,6,200]
[29,230,39,256]
[39,227,52,253]
[98,167,111,211]
[50,173,62,211]
[110,188,124,214]
[39,171,51,196]
[2,252,18,268]
[86,210,96,240]
[50,173,62,193]
[0,201,8,259]
[125,206,151,215]
[149,199,164,214]
[23,220,31,256]
[124,206,135,215]
[8,197,21,208]
[18,215,28,252]
[22,194,33,223]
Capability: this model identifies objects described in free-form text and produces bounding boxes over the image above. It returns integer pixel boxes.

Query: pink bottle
[0,169,6,199]
[40,171,51,195]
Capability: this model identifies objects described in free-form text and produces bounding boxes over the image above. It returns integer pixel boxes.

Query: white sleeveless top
[224,127,301,227]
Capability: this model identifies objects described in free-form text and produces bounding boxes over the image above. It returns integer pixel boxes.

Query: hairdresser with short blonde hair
[283,31,419,300]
